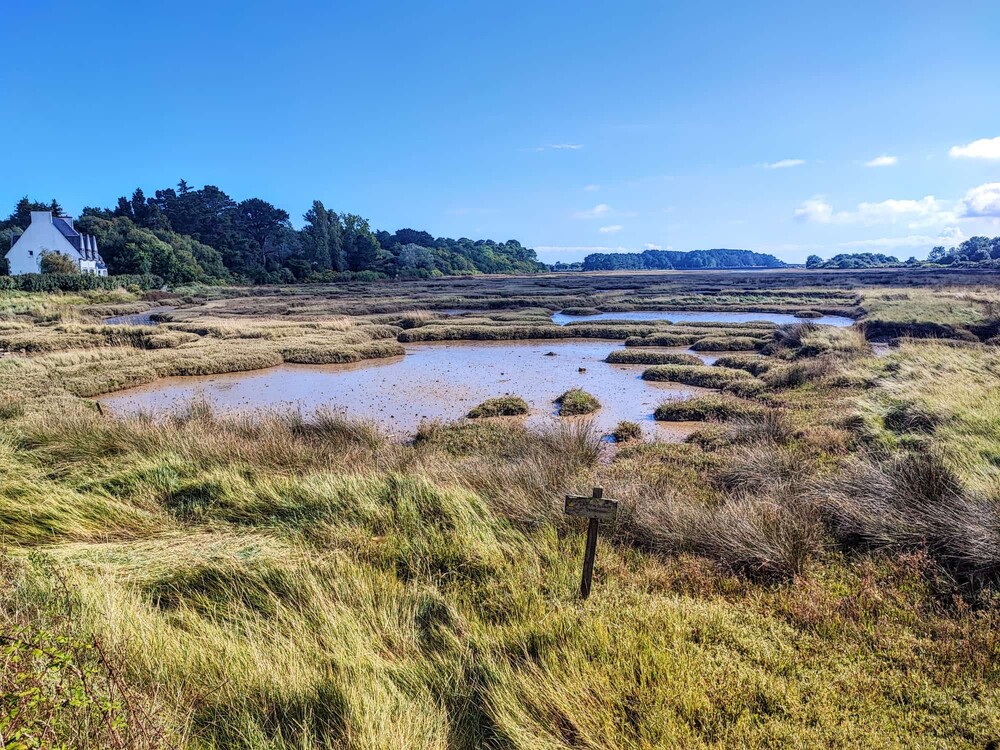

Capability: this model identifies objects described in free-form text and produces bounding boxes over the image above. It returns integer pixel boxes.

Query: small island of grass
[555,388,601,416]
[467,396,530,418]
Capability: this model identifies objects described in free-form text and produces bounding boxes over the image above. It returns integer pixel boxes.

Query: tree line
[580,248,786,271]
[0,185,545,284]
[806,237,1000,269]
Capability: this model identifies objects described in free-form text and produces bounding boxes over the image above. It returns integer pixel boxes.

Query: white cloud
[644,243,662,250]
[583,184,600,192]
[949,136,1000,160]
[793,198,834,223]
[599,225,623,234]
[574,203,612,219]
[762,159,806,169]
[794,195,954,228]
[959,182,1000,217]
[865,155,898,167]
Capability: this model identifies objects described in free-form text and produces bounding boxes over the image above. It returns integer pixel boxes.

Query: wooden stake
[564,486,618,599]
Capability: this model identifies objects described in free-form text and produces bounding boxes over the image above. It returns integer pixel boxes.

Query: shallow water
[551,310,855,327]
[98,340,716,439]
[102,306,173,326]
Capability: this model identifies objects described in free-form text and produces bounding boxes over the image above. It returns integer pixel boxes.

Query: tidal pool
[97,340,716,439]
[551,310,855,327]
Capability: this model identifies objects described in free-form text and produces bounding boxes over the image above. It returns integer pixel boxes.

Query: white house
[6,211,108,276]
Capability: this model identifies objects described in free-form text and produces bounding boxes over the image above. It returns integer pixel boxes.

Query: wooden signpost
[564,486,618,599]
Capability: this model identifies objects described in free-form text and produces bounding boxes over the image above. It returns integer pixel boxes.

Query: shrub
[606,349,702,366]
[642,364,753,389]
[555,388,600,416]
[0,273,163,292]
[655,395,764,421]
[467,396,530,418]
[611,420,642,442]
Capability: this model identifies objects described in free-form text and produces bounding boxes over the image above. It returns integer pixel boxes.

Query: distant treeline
[0,185,544,284]
[579,248,786,271]
[806,237,1000,269]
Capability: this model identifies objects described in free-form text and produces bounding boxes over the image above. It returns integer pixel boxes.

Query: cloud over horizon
[949,136,1000,160]
[865,155,898,167]
[762,159,806,169]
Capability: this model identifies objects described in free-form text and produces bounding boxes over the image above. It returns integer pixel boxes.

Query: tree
[234,198,290,264]
[2,197,63,231]
[39,251,78,274]
[806,254,823,268]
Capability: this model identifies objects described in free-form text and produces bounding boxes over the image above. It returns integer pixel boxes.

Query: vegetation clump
[606,349,702,365]
[713,353,774,375]
[690,335,765,351]
[611,420,642,442]
[642,364,754,389]
[467,395,530,418]
[654,394,765,421]
[555,388,601,416]
[559,306,600,316]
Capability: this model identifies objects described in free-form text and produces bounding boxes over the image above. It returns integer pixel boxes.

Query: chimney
[30,211,52,225]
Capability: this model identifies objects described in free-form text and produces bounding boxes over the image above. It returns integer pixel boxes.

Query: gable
[7,221,81,260]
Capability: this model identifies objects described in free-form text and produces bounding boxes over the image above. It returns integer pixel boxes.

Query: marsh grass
[554,388,600,416]
[2,273,1000,748]
[467,396,530,418]
[605,349,702,365]
[642,364,754,389]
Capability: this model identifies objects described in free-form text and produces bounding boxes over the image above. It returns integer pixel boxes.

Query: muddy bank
[551,310,855,327]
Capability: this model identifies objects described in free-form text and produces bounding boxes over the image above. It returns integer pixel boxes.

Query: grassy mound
[713,354,775,376]
[467,396,530,418]
[611,420,642,442]
[690,336,765,351]
[642,364,754,389]
[555,388,601,416]
[654,394,765,421]
[606,349,703,366]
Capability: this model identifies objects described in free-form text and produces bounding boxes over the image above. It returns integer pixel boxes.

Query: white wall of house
[6,211,83,275]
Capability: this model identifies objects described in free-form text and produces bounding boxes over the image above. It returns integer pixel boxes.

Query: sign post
[564,486,618,599]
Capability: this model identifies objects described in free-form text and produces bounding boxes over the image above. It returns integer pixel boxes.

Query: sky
[2,1,999,264]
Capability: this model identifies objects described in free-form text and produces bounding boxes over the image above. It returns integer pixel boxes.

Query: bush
[555,388,600,416]
[39,250,80,275]
[642,364,754,389]
[655,395,764,421]
[0,273,163,292]
[467,396,530,418]
[606,349,702,366]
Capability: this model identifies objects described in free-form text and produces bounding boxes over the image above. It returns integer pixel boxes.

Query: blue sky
[2,1,999,263]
